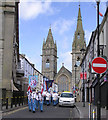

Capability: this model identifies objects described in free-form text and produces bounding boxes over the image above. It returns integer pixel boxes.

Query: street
[2,104,79,119]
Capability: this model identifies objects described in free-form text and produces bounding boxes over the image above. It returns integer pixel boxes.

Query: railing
[0,96,28,110]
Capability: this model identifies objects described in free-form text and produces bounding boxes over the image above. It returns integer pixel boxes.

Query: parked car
[59,91,75,107]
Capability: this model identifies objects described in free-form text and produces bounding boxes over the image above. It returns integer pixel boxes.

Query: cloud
[85,30,92,45]
[52,18,76,35]
[58,51,72,71]
[19,0,54,20]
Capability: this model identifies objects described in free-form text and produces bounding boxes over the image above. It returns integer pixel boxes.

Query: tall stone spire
[72,5,86,50]
[76,4,83,32]
[46,27,54,47]
[71,5,86,89]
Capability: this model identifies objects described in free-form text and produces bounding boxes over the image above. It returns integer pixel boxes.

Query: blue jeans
[32,99,35,112]
[28,99,31,110]
[36,99,38,110]
[46,100,50,105]
[39,100,43,111]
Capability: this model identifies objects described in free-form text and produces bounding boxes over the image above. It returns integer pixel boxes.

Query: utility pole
[96,1,101,120]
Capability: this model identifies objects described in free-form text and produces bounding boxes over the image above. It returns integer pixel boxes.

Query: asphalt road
[2,104,80,120]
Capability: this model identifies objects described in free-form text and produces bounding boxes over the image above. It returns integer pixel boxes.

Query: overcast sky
[19,0,107,73]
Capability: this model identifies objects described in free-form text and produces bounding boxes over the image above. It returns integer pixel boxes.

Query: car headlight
[71,100,74,102]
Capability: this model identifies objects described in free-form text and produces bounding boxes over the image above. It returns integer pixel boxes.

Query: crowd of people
[27,89,59,113]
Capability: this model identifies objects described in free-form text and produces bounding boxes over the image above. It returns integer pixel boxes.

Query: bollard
[15,97,17,107]
[22,96,23,106]
[6,97,8,109]
[0,98,2,110]
[92,108,96,120]
[24,96,25,104]
[11,97,13,108]
[19,97,20,106]
[89,102,91,119]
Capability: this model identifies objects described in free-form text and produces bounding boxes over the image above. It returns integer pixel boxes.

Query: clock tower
[41,27,57,80]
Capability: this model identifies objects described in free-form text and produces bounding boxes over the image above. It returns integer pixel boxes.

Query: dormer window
[46,59,50,68]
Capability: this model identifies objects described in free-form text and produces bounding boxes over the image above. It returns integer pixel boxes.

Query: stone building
[55,64,72,92]
[71,5,86,90]
[0,1,20,101]
[41,27,57,80]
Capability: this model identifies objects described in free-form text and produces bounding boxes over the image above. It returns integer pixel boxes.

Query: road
[2,104,80,119]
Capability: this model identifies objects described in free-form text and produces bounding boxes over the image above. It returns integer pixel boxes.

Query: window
[46,59,50,68]
[77,33,80,39]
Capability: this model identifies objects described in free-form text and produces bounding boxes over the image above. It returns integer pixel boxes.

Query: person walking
[38,92,43,112]
[52,91,58,106]
[35,91,39,110]
[31,89,36,113]
[46,91,51,106]
[27,91,32,111]
[42,90,47,105]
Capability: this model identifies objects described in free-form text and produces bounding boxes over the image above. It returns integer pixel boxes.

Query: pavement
[75,101,108,119]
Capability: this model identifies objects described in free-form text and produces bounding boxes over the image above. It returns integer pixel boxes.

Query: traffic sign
[92,57,107,74]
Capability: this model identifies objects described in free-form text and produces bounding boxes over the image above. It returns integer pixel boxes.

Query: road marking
[3,106,28,116]
[93,63,106,67]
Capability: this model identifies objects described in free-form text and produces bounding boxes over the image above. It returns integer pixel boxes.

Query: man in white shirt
[31,89,36,113]
[38,92,43,112]
[53,91,58,106]
[46,91,51,106]
[42,90,47,105]
[35,91,39,110]
[27,91,32,111]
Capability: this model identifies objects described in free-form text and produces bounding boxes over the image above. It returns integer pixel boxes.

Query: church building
[41,5,86,93]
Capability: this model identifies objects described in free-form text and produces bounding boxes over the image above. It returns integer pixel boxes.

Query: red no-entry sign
[92,57,107,74]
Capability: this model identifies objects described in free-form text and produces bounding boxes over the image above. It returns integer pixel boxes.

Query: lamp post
[74,64,78,102]
[80,48,85,107]
[96,0,101,119]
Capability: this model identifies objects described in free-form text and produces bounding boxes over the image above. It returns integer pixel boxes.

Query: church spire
[72,5,86,50]
[76,5,83,32]
[46,26,54,46]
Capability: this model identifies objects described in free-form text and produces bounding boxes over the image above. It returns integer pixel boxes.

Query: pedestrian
[52,91,54,105]
[38,91,43,112]
[35,90,39,110]
[31,89,36,113]
[77,91,80,102]
[52,91,58,106]
[27,91,32,111]
[42,90,46,105]
[46,91,51,106]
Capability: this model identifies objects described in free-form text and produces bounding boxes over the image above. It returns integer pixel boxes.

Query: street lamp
[74,64,78,102]
[96,0,101,119]
[80,48,85,107]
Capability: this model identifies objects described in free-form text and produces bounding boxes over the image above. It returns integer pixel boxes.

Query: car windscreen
[61,93,73,98]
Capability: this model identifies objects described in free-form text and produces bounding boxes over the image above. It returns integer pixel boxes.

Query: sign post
[92,57,107,120]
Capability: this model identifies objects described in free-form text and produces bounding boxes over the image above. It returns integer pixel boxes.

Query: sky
[19,0,107,73]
